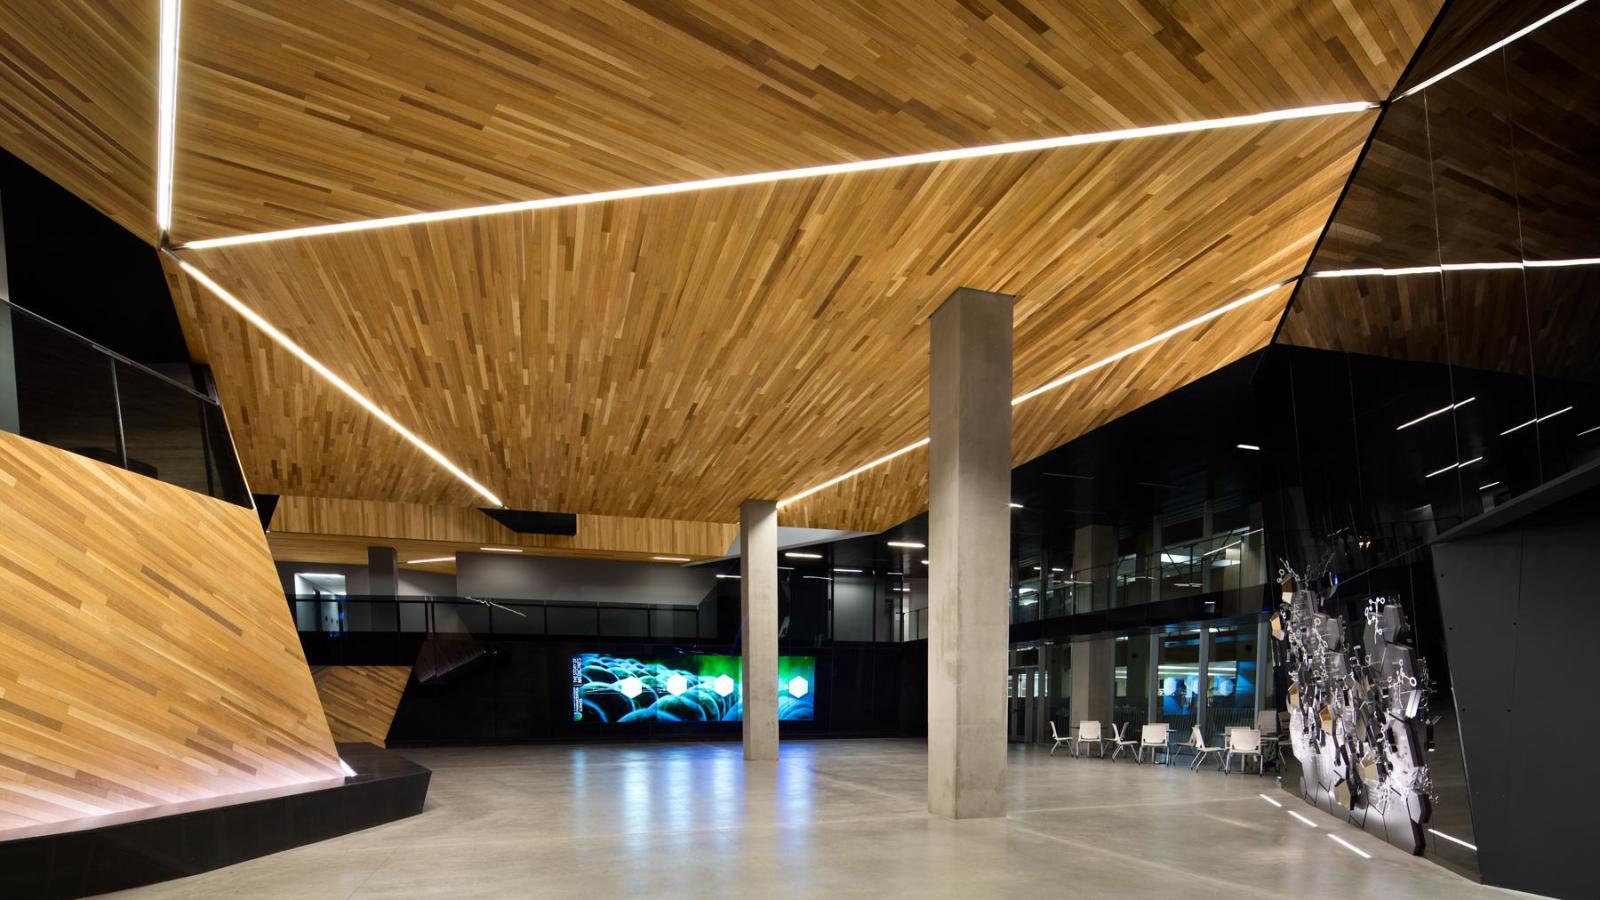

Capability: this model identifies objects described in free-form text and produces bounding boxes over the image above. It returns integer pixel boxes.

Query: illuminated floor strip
[173,104,1374,250]
[1258,793,1284,808]
[1328,833,1372,859]
[1428,828,1478,851]
[1288,811,1319,828]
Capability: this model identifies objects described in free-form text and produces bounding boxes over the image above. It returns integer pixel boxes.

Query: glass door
[1008,666,1041,743]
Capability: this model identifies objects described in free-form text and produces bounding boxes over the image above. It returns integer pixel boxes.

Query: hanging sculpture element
[1275,560,1437,853]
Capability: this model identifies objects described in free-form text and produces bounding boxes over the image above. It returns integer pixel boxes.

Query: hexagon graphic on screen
[665,673,689,696]
[618,676,643,699]
[788,675,810,699]
[712,674,737,697]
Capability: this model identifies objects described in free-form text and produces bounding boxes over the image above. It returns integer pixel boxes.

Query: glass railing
[291,594,712,640]
[1,298,250,506]
[1016,526,1268,622]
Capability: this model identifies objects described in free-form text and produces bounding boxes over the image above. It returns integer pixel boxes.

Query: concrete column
[927,287,1012,819]
[367,546,398,597]
[1072,524,1116,611]
[739,499,779,761]
[1069,635,1114,725]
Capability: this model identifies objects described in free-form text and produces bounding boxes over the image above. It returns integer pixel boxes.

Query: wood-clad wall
[0,432,341,834]
[269,495,736,562]
[310,666,411,748]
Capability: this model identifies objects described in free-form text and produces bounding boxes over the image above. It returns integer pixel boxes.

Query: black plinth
[1,743,429,899]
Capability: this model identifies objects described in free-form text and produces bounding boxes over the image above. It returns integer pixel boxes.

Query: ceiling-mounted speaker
[479,508,578,536]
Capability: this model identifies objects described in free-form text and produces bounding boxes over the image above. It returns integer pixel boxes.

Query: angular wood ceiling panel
[0,0,159,242]
[782,284,1291,530]
[169,0,1434,240]
[177,114,1370,528]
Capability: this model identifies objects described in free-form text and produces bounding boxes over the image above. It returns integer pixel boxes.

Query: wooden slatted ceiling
[0,431,341,833]
[0,0,158,243]
[175,113,1370,529]
[168,0,1435,241]
[267,495,737,561]
[310,666,411,748]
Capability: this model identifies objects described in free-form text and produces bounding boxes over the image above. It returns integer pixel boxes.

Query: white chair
[1224,727,1263,775]
[1108,722,1138,762]
[1257,710,1282,769]
[1137,722,1171,764]
[1187,725,1222,772]
[1049,720,1071,755]
[1074,720,1104,758]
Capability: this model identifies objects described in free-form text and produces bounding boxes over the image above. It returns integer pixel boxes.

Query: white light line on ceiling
[169,257,505,507]
[1578,425,1600,437]
[1426,456,1484,479]
[1236,443,1261,450]
[715,573,740,579]
[1011,280,1291,405]
[480,546,523,553]
[1312,256,1600,278]
[156,0,181,233]
[1427,828,1479,851]
[1397,0,1594,98]
[1479,481,1500,491]
[887,541,926,549]
[404,556,455,564]
[779,279,1290,507]
[173,103,1375,250]
[1397,397,1474,431]
[653,556,692,563]
[1501,406,1573,436]
[1327,833,1373,859]
[784,551,823,559]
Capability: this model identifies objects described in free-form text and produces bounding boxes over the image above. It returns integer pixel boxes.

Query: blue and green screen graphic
[572,653,815,723]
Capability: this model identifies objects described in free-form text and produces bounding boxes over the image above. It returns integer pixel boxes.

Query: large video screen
[571,652,815,724]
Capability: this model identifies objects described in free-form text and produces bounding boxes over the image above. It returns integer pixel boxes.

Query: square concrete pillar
[927,287,1013,819]
[740,499,779,760]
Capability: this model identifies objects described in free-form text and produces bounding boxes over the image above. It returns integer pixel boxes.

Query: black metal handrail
[289,593,710,641]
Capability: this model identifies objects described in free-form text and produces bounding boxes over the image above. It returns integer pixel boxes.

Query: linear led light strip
[1397,0,1594,98]
[1397,397,1474,431]
[1312,257,1600,278]
[1501,405,1572,436]
[1425,456,1483,479]
[170,256,505,507]
[173,104,1374,250]
[156,0,181,233]
[777,279,1292,507]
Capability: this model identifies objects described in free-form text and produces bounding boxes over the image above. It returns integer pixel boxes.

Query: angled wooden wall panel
[310,666,411,748]
[0,0,158,243]
[0,432,341,834]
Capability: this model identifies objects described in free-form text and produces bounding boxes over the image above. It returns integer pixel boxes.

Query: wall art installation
[1275,560,1437,853]
[571,653,815,724]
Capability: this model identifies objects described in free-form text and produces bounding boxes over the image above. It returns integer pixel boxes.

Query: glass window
[1155,630,1201,739]
[1111,635,1148,730]
[1205,624,1258,740]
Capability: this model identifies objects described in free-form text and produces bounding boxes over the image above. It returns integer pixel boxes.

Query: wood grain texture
[782,284,1290,530]
[0,431,340,834]
[0,0,158,243]
[268,495,736,563]
[168,0,1436,241]
[176,114,1370,530]
[310,666,410,748]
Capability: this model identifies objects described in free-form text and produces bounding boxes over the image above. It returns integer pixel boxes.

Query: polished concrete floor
[110,739,1514,899]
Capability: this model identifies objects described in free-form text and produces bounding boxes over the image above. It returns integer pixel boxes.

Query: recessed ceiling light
[1236,443,1261,451]
[802,575,832,581]
[887,541,926,549]
[716,573,741,579]
[921,559,930,566]
[175,104,1374,251]
[481,546,524,553]
[784,551,823,559]
[833,568,864,574]
[653,556,692,562]
[1009,502,1024,508]
[404,556,455,564]
[170,258,505,507]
